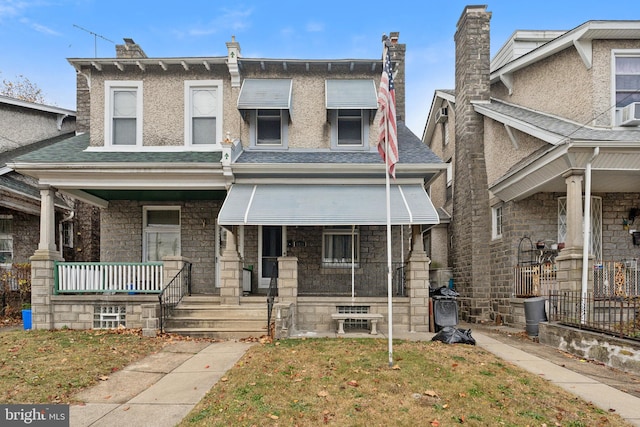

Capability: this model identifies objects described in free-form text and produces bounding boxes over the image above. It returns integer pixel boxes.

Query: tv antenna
[73,24,114,57]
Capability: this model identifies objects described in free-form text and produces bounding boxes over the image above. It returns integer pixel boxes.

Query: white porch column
[220,226,242,305]
[38,185,58,254]
[564,174,584,251]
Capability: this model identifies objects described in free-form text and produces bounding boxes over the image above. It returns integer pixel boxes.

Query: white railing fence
[55,262,164,294]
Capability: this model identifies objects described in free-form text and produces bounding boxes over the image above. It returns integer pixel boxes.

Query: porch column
[555,173,584,292]
[30,185,64,330]
[219,227,242,305]
[405,225,431,333]
[277,256,298,304]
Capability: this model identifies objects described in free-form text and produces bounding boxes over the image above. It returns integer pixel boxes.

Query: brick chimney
[387,31,406,122]
[115,38,147,58]
[452,5,492,322]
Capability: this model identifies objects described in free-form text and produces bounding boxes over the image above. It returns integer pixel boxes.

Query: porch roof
[217,183,439,226]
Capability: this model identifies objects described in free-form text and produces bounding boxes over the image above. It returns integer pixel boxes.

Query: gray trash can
[524,296,547,337]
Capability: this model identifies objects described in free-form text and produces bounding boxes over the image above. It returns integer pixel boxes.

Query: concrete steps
[163,295,271,339]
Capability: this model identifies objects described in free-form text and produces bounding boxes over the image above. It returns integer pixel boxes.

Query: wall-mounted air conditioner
[435,107,448,124]
[621,102,640,126]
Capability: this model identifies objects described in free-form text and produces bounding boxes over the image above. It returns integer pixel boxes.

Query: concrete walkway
[67,328,640,427]
[69,340,254,427]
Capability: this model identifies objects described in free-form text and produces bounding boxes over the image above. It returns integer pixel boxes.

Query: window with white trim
[446,160,453,201]
[330,109,370,149]
[0,215,13,265]
[143,207,181,262]
[492,205,503,240]
[105,81,143,146]
[322,226,359,266]
[613,52,640,125]
[248,109,289,148]
[184,80,223,147]
[60,221,73,248]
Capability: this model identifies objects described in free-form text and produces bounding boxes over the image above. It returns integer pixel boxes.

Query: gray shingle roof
[0,133,75,168]
[479,99,640,143]
[13,133,223,164]
[235,122,442,164]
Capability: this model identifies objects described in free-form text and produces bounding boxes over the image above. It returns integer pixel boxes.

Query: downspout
[581,147,599,323]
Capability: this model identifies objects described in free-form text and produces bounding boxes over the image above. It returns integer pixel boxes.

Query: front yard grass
[0,327,169,403]
[180,338,628,427]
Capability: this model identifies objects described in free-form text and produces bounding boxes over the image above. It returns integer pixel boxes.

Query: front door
[259,225,284,289]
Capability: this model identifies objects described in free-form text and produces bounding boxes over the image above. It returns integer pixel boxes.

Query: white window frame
[612,50,640,126]
[142,206,181,262]
[59,221,73,249]
[558,196,602,262]
[104,81,143,148]
[322,226,360,267]
[184,80,224,149]
[329,109,370,150]
[492,205,503,240]
[249,109,289,149]
[0,215,13,266]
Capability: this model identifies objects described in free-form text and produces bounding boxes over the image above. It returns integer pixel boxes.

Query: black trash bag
[431,326,476,345]
[429,286,459,298]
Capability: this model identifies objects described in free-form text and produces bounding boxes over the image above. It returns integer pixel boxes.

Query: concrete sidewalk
[67,328,640,427]
[69,340,254,427]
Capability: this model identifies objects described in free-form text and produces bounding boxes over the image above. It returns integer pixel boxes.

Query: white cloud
[184,6,254,38]
[305,22,323,33]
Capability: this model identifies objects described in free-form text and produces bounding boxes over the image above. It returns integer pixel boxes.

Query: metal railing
[159,262,192,333]
[550,290,640,341]
[513,263,558,297]
[54,262,164,294]
[298,262,406,297]
[266,265,278,339]
[593,260,640,297]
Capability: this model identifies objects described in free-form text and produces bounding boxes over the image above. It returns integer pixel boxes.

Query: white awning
[325,79,378,109]
[218,184,440,226]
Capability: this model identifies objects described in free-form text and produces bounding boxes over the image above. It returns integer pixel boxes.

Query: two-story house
[10,35,444,337]
[423,6,640,327]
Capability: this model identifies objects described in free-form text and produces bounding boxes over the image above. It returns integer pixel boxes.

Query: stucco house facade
[423,6,640,326]
[10,35,444,337]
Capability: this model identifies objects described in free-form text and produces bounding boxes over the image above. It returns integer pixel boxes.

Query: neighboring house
[0,96,80,270]
[423,6,640,326]
[10,35,445,337]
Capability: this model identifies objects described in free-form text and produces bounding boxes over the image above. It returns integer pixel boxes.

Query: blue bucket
[22,309,32,330]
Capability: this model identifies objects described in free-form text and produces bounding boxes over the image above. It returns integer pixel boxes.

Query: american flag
[377,44,398,178]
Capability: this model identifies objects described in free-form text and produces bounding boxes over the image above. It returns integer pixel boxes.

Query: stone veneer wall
[0,208,39,263]
[100,200,221,294]
[49,295,157,329]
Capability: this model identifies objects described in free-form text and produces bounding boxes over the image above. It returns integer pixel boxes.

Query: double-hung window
[0,215,12,265]
[613,52,640,126]
[105,81,142,146]
[326,80,377,150]
[185,80,223,147]
[143,207,180,262]
[323,226,359,267]
[237,79,292,149]
[492,205,503,240]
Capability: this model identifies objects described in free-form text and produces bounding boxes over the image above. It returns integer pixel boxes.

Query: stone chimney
[115,38,147,58]
[452,5,492,323]
[387,31,406,122]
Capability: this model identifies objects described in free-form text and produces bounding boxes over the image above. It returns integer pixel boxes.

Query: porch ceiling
[218,183,439,226]
[82,189,227,202]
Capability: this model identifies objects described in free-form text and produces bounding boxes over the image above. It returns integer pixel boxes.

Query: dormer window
[326,79,378,150]
[238,79,292,149]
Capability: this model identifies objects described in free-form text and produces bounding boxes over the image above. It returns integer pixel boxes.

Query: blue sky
[1,0,638,136]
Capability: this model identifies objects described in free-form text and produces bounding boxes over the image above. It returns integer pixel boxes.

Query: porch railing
[55,262,164,294]
[159,261,191,333]
[298,262,406,297]
[593,259,640,297]
[550,290,640,341]
[513,263,557,297]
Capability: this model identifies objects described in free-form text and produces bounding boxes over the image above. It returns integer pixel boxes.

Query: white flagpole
[386,129,394,367]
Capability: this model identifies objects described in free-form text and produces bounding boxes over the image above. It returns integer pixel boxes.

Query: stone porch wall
[48,295,157,329]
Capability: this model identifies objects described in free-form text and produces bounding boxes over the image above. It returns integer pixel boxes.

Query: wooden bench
[331,313,384,335]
